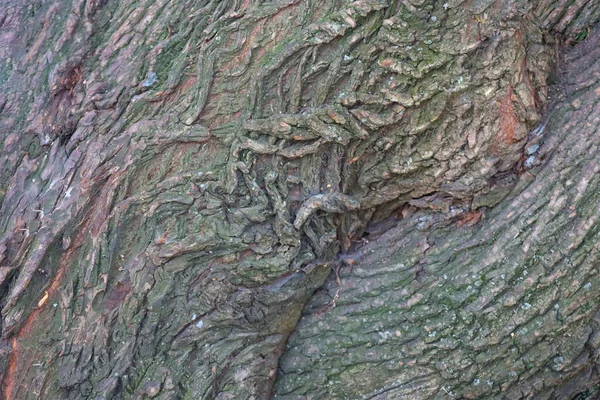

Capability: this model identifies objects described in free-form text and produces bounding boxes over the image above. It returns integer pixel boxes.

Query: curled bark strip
[293,192,360,229]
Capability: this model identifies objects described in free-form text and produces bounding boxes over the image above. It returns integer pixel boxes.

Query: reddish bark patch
[496,87,518,146]
[3,338,18,400]
[103,279,132,314]
[179,75,197,93]
[229,21,265,70]
[456,210,483,227]
[56,64,83,94]
[379,58,395,68]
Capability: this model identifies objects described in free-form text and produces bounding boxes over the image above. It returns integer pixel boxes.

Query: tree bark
[0,0,599,399]
[276,33,600,399]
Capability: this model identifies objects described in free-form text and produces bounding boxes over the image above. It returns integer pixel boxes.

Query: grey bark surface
[0,0,599,399]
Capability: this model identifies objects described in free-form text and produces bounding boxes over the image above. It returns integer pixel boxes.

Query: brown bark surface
[0,0,598,399]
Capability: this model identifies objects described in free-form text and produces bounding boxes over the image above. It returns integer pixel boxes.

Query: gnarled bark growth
[276,34,600,399]
[0,0,598,398]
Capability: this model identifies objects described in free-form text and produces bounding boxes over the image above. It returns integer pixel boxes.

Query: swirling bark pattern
[0,0,599,398]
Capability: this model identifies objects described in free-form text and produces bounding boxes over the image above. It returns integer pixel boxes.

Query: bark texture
[0,0,598,399]
[276,35,600,399]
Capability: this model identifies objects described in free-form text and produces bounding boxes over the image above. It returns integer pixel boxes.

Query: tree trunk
[0,0,599,399]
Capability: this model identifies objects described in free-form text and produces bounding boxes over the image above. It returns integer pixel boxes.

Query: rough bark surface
[275,34,600,399]
[0,0,598,399]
